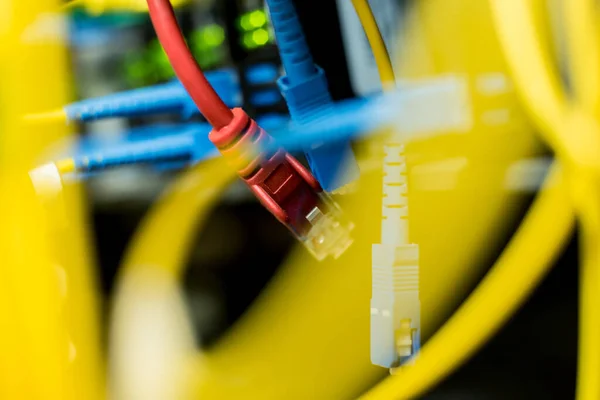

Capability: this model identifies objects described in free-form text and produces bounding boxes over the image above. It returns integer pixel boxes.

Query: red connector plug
[210,109,353,260]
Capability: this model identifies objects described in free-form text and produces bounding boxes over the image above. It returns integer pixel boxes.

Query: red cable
[146,0,234,129]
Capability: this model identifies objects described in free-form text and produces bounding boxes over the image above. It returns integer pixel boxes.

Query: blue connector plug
[65,69,241,122]
[266,0,359,192]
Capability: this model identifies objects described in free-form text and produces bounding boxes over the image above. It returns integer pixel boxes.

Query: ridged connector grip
[266,0,315,83]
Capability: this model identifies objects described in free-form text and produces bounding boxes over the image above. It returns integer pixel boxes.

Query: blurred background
[0,0,585,399]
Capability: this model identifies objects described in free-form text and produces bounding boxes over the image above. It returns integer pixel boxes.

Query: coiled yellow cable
[490,1,600,400]
[561,1,600,398]
[562,0,600,117]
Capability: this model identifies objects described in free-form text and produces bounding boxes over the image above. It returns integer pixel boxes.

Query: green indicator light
[192,24,225,52]
[239,13,253,31]
[252,28,269,46]
[239,9,267,31]
[202,24,225,47]
[242,31,257,49]
[248,10,267,29]
[242,28,271,50]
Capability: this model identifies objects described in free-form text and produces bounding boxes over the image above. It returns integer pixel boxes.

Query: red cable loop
[146,0,234,129]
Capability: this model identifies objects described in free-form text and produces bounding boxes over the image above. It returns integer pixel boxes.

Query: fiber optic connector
[371,144,421,368]
[266,0,360,192]
[371,243,420,368]
[64,69,241,122]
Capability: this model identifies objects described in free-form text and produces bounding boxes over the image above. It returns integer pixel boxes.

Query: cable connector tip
[23,109,68,125]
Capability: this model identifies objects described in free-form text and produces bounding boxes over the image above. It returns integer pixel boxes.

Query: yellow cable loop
[562,0,600,117]
[490,1,600,400]
[561,2,600,398]
[120,158,234,278]
[110,158,235,399]
[351,0,397,88]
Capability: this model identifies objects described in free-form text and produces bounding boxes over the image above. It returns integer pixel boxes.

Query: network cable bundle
[1,0,599,398]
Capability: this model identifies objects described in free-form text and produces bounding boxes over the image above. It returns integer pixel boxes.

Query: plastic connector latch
[370,243,421,368]
[277,66,359,193]
[210,108,354,260]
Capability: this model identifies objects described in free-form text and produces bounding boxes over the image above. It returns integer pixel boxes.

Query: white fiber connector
[371,144,421,368]
[29,163,64,199]
[371,243,420,367]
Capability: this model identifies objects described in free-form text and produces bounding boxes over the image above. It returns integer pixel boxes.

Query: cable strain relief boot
[370,243,421,368]
[277,66,360,192]
[266,0,315,82]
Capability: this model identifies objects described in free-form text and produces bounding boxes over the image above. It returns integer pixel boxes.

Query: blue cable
[265,93,391,154]
[72,123,216,174]
[266,0,315,83]
[68,91,398,178]
[266,0,360,192]
[65,68,242,122]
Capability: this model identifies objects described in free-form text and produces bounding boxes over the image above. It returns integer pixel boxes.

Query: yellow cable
[490,2,600,400]
[0,0,103,398]
[120,158,234,278]
[61,0,84,12]
[23,109,68,125]
[561,0,600,400]
[493,0,600,400]
[350,0,396,88]
[489,0,600,169]
[110,158,235,399]
[560,2,600,398]
[562,0,600,117]
[569,170,600,400]
[56,158,76,174]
